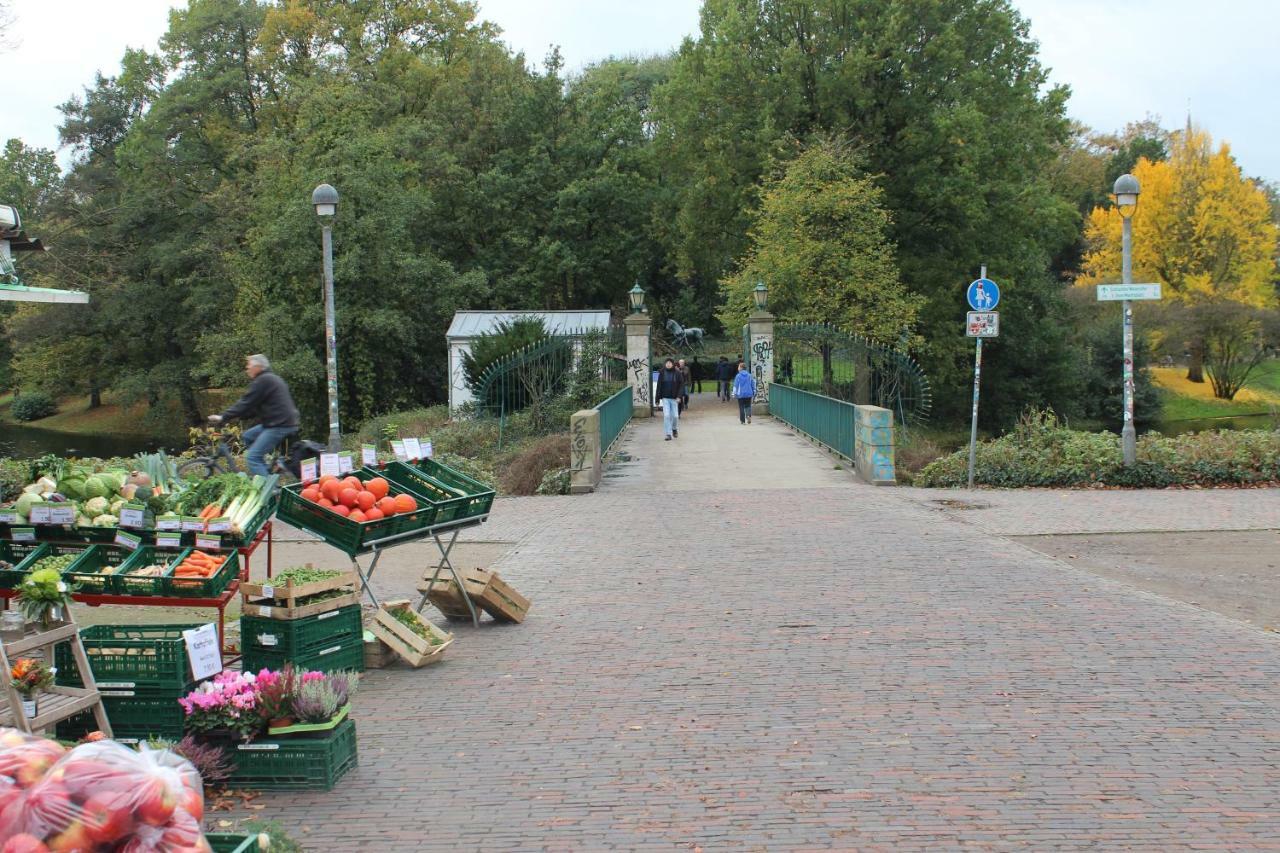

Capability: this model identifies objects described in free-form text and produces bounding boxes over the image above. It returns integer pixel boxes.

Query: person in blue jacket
[732,361,757,425]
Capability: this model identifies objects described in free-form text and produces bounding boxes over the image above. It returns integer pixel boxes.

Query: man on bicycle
[208,354,300,476]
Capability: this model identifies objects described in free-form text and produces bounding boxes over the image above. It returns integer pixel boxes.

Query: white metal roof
[447,310,611,340]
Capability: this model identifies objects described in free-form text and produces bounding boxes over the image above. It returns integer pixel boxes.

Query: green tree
[721,139,918,341]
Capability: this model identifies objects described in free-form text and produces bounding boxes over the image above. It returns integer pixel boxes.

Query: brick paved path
[240,402,1280,850]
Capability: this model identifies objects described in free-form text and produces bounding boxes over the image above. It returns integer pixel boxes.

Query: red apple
[43,821,92,853]
[175,784,204,821]
[157,809,202,847]
[0,835,50,853]
[24,782,72,833]
[134,777,177,827]
[81,790,135,845]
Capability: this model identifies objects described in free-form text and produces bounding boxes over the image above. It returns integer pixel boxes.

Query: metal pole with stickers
[965,267,1000,489]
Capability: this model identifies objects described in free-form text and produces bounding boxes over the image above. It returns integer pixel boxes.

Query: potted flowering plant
[17,567,75,629]
[178,670,266,743]
[10,658,54,718]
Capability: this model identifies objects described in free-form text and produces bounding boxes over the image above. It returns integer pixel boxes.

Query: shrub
[498,435,570,496]
[916,408,1280,488]
[10,391,57,422]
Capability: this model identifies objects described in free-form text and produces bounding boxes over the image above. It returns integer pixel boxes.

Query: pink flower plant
[180,666,360,743]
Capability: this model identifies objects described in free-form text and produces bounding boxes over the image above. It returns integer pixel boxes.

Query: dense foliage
[8,391,57,422]
[916,410,1280,488]
[1,0,1274,435]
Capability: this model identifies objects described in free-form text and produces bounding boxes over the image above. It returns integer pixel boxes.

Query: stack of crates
[240,604,364,674]
[56,624,198,743]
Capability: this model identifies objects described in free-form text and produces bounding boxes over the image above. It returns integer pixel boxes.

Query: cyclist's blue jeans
[242,425,297,477]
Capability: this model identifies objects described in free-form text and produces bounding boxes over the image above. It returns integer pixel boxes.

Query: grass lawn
[0,389,237,436]
[1153,361,1280,421]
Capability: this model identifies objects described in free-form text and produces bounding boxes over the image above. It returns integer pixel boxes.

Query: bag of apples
[0,727,209,852]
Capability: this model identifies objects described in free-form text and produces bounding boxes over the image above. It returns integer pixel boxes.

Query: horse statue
[665,318,705,350]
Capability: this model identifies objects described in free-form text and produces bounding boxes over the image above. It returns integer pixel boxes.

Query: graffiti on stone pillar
[751,335,773,404]
[571,417,590,472]
[629,357,650,405]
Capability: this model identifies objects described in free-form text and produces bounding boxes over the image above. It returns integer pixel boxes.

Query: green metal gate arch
[772,323,932,429]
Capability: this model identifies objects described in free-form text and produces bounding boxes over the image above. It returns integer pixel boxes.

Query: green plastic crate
[206,834,258,853]
[113,546,184,596]
[242,633,365,675]
[56,687,191,742]
[61,543,141,594]
[224,718,358,791]
[222,495,278,549]
[56,624,200,692]
[366,460,495,526]
[162,548,240,598]
[276,480,438,556]
[0,541,49,589]
[241,604,362,658]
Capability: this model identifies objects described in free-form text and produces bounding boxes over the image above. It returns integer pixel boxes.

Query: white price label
[118,505,146,529]
[256,605,273,618]
[195,535,222,551]
[391,441,407,461]
[319,453,341,478]
[338,452,354,474]
[156,532,183,549]
[261,584,275,599]
[0,511,19,525]
[181,517,206,532]
[182,623,222,681]
[28,505,51,525]
[403,438,422,460]
[361,444,377,467]
[257,633,279,647]
[47,505,76,526]
[155,517,181,531]
[206,518,232,533]
[114,530,142,550]
[422,440,433,459]
[300,458,318,484]
[11,528,35,542]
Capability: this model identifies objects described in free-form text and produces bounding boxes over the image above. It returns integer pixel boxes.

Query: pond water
[1151,413,1278,436]
[0,424,183,460]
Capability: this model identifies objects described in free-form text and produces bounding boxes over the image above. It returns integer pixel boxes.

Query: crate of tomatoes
[276,473,437,556]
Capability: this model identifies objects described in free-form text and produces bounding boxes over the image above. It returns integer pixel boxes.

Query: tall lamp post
[1114,173,1140,466]
[312,183,341,451]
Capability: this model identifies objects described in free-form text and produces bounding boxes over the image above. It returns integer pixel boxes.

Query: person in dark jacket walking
[655,358,684,440]
[677,359,692,411]
[715,356,733,401]
[732,361,757,424]
[208,354,301,475]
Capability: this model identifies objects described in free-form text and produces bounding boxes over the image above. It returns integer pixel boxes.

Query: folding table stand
[350,516,488,627]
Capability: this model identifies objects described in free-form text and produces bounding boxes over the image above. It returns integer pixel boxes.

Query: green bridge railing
[770,383,856,459]
[596,385,632,454]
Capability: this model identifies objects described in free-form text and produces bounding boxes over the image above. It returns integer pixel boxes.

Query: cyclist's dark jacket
[221,370,300,429]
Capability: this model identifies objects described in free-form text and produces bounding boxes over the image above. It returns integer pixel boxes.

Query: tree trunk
[1186,338,1205,383]
[88,385,101,410]
[180,384,202,426]
[821,344,834,396]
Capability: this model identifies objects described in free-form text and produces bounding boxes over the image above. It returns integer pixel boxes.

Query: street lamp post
[312,183,341,451]
[1114,173,1140,466]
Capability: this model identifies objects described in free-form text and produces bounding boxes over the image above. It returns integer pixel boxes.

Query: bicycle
[177,425,325,481]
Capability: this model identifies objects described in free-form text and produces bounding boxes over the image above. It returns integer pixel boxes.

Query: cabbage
[59,477,86,500]
[81,476,110,499]
[15,493,40,517]
[83,496,110,517]
[92,514,118,528]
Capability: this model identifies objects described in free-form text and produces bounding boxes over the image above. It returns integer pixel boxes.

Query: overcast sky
[1,0,1277,180]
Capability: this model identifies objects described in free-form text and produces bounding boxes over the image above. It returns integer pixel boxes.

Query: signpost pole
[966,265,987,489]
[1120,217,1136,466]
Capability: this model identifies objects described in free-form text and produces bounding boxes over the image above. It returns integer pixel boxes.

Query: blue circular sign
[967,278,1000,311]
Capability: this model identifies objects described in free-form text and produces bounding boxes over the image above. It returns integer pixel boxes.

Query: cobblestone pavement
[899,485,1280,535]
[230,405,1280,850]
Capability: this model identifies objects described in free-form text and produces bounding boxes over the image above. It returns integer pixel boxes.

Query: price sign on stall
[420,439,433,459]
[361,444,377,467]
[114,530,142,551]
[206,517,232,533]
[118,503,146,529]
[183,624,222,681]
[391,440,407,461]
[11,528,35,542]
[195,534,222,551]
[47,504,76,526]
[181,516,205,532]
[28,504,51,525]
[156,531,182,549]
[338,452,354,474]
[0,510,18,525]
[155,515,182,531]
[319,453,341,479]
[300,458,318,484]
[403,438,422,460]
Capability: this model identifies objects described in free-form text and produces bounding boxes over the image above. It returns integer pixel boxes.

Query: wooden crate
[420,568,530,624]
[362,632,394,669]
[241,569,358,620]
[368,600,453,668]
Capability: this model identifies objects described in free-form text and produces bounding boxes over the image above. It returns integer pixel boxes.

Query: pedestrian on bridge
[656,358,685,441]
[733,361,757,425]
[678,358,692,412]
[715,356,733,401]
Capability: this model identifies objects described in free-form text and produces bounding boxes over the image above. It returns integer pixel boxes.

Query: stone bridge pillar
[570,409,602,494]
[747,292,775,415]
[625,304,652,418]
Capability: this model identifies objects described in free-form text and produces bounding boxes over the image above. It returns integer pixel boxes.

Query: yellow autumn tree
[1079,125,1278,383]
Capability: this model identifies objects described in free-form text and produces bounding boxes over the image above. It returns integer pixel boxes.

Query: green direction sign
[1097,284,1162,301]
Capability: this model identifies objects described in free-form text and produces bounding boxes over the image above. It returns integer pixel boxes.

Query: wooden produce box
[362,631,394,669]
[241,569,359,620]
[420,568,530,624]
[368,600,453,668]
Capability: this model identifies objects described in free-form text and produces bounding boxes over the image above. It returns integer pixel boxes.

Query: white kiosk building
[447,310,611,412]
